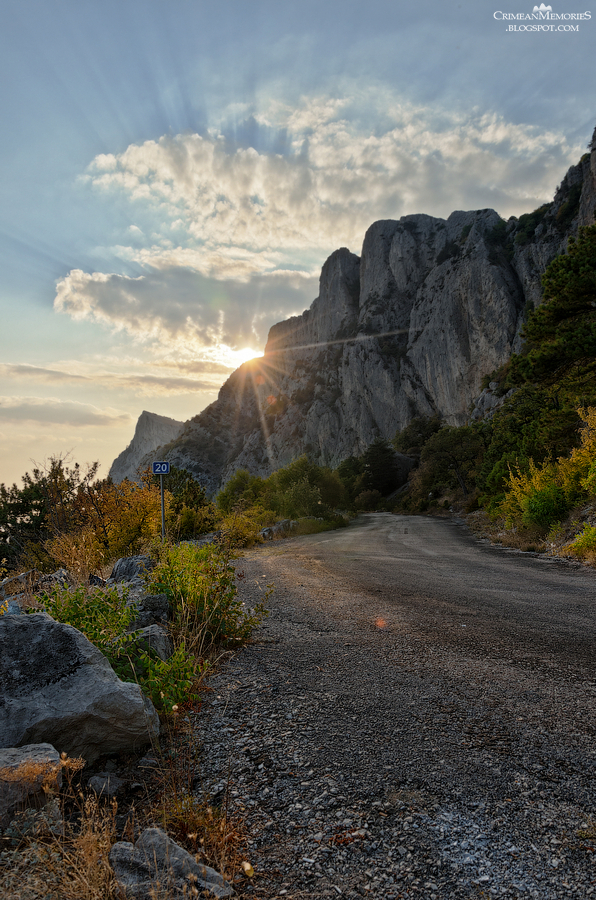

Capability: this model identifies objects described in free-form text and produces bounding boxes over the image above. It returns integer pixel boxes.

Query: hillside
[120,127,596,493]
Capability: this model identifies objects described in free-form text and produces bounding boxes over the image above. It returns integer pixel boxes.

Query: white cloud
[0,397,131,427]
[57,91,584,352]
[55,267,318,352]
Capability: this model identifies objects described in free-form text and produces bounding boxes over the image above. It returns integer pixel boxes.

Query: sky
[1,0,595,486]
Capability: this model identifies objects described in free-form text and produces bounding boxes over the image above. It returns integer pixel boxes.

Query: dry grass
[465,509,548,553]
[148,710,247,883]
[0,756,120,900]
[0,720,247,900]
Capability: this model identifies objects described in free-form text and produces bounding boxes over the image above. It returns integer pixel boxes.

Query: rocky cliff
[110,411,184,483]
[126,129,596,493]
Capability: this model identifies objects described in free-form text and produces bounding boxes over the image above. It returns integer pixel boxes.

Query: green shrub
[294,515,347,535]
[34,584,135,663]
[219,507,270,547]
[32,583,204,711]
[521,483,569,528]
[132,642,201,710]
[564,523,596,558]
[514,203,552,246]
[148,542,267,651]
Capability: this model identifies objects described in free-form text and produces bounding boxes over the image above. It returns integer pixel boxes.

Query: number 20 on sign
[152,461,170,475]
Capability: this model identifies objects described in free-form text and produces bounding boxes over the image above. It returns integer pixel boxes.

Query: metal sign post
[152,461,170,542]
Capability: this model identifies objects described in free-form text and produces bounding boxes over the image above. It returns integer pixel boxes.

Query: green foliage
[419,425,486,497]
[460,223,472,242]
[216,456,346,524]
[0,456,99,572]
[216,469,265,514]
[32,582,204,711]
[277,478,323,518]
[148,542,267,649]
[131,643,201,711]
[509,225,596,393]
[219,506,271,547]
[513,203,552,246]
[556,182,582,230]
[335,456,365,502]
[362,439,402,495]
[34,584,136,661]
[354,489,383,511]
[499,407,596,530]
[152,465,218,540]
[522,483,569,528]
[393,415,443,455]
[294,515,347,535]
[564,523,596,557]
[477,386,582,497]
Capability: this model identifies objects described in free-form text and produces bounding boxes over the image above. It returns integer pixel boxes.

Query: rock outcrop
[110,410,184,483]
[0,614,159,763]
[119,130,596,493]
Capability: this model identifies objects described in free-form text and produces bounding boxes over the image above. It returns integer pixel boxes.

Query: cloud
[0,397,132,427]
[55,267,318,351]
[57,91,584,351]
[85,94,581,263]
[0,364,88,383]
[0,362,231,396]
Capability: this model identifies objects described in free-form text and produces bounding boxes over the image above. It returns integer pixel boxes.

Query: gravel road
[197,513,596,899]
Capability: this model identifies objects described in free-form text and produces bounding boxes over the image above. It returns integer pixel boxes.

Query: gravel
[193,517,596,899]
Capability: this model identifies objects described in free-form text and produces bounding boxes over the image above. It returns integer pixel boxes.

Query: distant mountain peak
[109,411,184,483]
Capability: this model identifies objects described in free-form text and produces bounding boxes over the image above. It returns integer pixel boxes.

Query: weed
[563,522,596,560]
[148,542,268,653]
[33,584,136,662]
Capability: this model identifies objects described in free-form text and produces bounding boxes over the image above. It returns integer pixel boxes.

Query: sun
[235,347,264,365]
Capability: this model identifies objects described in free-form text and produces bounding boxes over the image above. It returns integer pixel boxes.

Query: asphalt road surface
[200,512,596,898]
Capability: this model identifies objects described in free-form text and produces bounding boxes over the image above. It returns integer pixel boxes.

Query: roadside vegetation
[391,224,596,563]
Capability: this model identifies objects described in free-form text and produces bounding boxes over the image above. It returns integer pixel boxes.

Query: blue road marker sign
[152,461,170,475]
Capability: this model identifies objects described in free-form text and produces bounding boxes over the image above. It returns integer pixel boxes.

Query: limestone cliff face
[109,411,184,483]
[120,136,596,493]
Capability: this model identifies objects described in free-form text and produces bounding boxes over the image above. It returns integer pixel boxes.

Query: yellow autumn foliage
[501,407,596,528]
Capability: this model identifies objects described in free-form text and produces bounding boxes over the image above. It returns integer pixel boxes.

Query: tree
[393,415,443,456]
[362,439,400,496]
[420,426,486,497]
[509,224,596,394]
[0,456,98,572]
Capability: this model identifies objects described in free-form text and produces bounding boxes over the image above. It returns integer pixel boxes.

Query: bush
[564,523,596,559]
[219,506,270,547]
[354,489,383,511]
[522,483,569,528]
[148,542,267,651]
[34,583,136,663]
[294,515,348,535]
[32,583,204,711]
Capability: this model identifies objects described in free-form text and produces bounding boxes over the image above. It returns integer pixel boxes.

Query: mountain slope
[126,131,596,493]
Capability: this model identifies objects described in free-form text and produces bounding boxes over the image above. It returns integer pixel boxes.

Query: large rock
[109,826,234,898]
[109,555,155,584]
[0,614,159,763]
[116,124,596,491]
[0,743,62,830]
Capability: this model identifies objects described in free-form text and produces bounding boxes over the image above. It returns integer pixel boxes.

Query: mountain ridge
[113,127,596,492]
